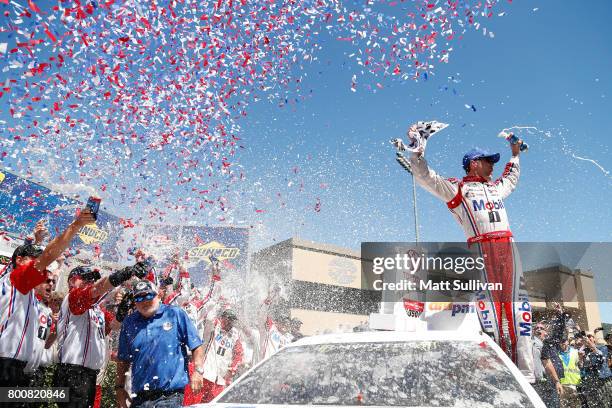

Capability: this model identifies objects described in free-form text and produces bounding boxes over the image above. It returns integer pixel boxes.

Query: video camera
[574,330,587,340]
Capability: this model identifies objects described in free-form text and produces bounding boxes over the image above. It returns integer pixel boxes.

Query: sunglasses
[134,292,156,303]
[46,278,57,285]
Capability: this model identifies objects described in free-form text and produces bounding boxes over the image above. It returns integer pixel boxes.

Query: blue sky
[235,0,611,245]
[1,1,611,320]
[234,0,612,319]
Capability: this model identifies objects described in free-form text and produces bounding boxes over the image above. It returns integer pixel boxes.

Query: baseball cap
[462,148,500,171]
[220,309,238,321]
[68,266,101,282]
[11,244,44,267]
[132,279,158,298]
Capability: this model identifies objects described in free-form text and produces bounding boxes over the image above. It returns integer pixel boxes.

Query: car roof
[289,329,489,346]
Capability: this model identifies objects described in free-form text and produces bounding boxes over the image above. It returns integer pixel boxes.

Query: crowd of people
[2,209,612,408]
[532,303,612,408]
[0,210,303,407]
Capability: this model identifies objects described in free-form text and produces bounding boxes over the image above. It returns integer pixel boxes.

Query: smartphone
[86,196,101,220]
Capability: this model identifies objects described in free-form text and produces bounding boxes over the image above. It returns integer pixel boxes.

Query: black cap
[11,244,44,267]
[221,309,238,321]
[68,266,101,282]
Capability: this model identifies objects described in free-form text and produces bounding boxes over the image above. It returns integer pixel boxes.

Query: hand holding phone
[86,196,101,220]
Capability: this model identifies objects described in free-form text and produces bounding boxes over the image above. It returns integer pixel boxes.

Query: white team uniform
[0,263,48,370]
[24,301,54,373]
[261,318,293,360]
[202,318,243,385]
[56,291,108,370]
[407,152,534,381]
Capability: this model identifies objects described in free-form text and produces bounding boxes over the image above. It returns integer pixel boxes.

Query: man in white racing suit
[407,134,534,381]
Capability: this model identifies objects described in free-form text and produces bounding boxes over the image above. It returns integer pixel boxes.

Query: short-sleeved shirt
[118,304,203,393]
[0,261,47,364]
[532,337,545,381]
[56,285,113,370]
[541,339,564,380]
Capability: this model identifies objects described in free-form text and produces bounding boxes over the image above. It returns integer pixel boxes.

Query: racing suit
[408,152,534,381]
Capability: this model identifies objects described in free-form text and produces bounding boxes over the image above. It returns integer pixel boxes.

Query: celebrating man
[53,261,148,408]
[407,130,534,380]
[0,210,95,387]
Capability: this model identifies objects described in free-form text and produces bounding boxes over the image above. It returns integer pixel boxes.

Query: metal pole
[411,173,419,244]
[395,153,420,244]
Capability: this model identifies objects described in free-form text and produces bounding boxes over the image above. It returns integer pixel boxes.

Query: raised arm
[494,155,520,199]
[495,140,522,199]
[407,152,458,202]
[34,210,96,272]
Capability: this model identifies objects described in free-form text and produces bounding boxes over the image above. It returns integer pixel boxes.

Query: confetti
[0,0,509,225]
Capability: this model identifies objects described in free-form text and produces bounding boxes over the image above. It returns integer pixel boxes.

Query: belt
[135,389,183,403]
[467,230,513,244]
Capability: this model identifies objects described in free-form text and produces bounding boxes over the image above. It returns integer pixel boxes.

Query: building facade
[252,238,604,339]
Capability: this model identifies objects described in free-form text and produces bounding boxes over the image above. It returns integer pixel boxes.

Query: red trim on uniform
[13,292,32,358]
[10,260,46,294]
[162,263,178,278]
[229,339,244,377]
[462,175,488,183]
[467,230,513,244]
[68,285,96,315]
[446,181,463,209]
[199,378,225,403]
[494,162,514,185]
[93,385,102,408]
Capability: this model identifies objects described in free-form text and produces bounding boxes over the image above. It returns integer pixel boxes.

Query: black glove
[109,267,133,287]
[160,276,174,287]
[116,292,134,323]
[131,261,149,279]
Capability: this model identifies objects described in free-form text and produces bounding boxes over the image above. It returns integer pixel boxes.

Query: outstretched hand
[130,261,149,279]
[33,220,49,244]
[73,209,97,228]
[509,133,522,156]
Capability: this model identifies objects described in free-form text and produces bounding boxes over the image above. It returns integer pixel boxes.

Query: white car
[193,330,545,408]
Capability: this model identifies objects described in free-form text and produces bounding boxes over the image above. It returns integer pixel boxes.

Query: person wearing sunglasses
[407,135,534,382]
[0,209,96,388]
[116,279,205,408]
[53,261,149,408]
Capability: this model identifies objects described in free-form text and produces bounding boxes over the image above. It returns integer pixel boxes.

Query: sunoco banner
[116,224,249,287]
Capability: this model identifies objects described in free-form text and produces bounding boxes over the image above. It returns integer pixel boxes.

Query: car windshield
[218,340,535,407]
